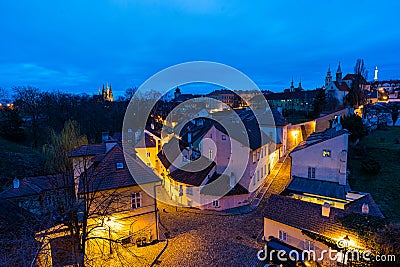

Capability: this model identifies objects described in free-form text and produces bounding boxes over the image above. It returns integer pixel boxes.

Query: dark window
[131,192,142,209]
[308,167,316,179]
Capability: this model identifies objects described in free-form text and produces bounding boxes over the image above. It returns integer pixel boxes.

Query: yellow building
[37,143,161,266]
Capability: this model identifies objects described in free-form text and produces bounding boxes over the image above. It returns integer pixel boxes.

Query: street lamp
[105,217,113,254]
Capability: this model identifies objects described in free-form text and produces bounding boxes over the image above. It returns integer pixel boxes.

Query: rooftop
[200,173,249,196]
[285,176,347,200]
[68,143,106,157]
[0,174,73,199]
[168,157,215,186]
[264,194,384,247]
[291,127,349,153]
[78,145,160,193]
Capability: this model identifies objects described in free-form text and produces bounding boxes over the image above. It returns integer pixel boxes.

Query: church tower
[290,76,295,92]
[336,62,342,84]
[101,83,114,102]
[174,86,181,99]
[325,65,332,87]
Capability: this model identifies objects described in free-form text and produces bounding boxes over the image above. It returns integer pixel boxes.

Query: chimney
[322,202,331,217]
[101,132,109,143]
[362,203,369,215]
[13,178,20,189]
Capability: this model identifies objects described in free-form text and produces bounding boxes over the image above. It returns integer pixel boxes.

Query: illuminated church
[95,83,114,102]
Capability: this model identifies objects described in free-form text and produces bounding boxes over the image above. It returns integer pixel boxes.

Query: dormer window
[116,162,124,169]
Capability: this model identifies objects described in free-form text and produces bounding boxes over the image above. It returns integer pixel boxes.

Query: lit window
[131,192,142,209]
[116,162,123,169]
[308,167,316,179]
[279,230,288,241]
[212,200,219,207]
[304,240,315,251]
[323,150,331,157]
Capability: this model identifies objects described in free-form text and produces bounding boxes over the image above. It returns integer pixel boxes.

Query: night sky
[1,0,400,96]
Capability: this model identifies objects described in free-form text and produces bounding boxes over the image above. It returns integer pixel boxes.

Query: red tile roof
[333,81,350,92]
[264,194,384,248]
[0,174,73,199]
[291,128,350,153]
[201,173,249,196]
[78,145,160,193]
[135,133,157,148]
[168,157,215,186]
[68,143,106,157]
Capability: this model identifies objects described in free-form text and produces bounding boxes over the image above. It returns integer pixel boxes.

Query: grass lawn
[348,127,400,223]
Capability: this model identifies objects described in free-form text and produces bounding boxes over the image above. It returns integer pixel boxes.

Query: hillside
[0,137,44,189]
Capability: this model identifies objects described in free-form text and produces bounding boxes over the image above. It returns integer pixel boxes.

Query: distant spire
[298,77,302,89]
[337,61,342,73]
[290,76,294,88]
[327,64,331,74]
[336,62,343,83]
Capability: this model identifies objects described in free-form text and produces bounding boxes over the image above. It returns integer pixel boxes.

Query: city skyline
[1,0,400,96]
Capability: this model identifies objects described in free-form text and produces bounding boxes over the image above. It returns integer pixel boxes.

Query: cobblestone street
[154,156,292,266]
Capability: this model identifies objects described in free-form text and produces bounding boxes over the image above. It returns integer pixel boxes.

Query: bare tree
[13,86,45,147]
[0,87,8,100]
[345,59,368,107]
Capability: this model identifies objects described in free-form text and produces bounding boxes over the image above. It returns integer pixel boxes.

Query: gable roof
[168,157,215,186]
[157,136,188,169]
[332,81,350,92]
[343,74,367,84]
[345,193,384,218]
[68,143,106,157]
[291,127,349,153]
[0,174,73,199]
[212,109,273,150]
[285,177,347,200]
[200,173,249,196]
[78,145,160,193]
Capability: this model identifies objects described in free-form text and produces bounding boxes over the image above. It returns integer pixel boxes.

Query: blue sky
[1,0,400,96]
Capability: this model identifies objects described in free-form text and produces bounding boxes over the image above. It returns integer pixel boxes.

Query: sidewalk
[248,152,291,210]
